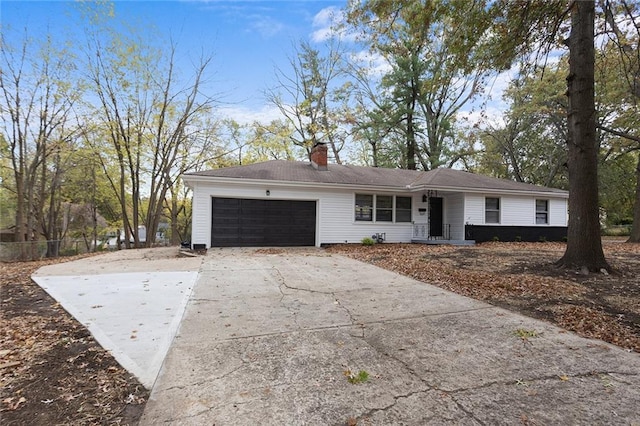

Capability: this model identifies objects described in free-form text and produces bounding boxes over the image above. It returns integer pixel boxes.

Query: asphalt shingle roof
[185,160,567,195]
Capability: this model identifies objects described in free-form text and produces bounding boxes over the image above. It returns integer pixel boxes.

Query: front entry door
[429,197,443,238]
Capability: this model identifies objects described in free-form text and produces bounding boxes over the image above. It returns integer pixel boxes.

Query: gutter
[182,174,569,199]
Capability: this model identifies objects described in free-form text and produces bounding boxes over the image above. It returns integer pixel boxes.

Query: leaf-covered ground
[1,255,148,425]
[326,241,640,353]
[1,242,638,425]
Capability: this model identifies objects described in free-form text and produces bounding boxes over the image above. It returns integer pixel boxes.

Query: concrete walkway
[32,248,202,388]
[141,248,640,425]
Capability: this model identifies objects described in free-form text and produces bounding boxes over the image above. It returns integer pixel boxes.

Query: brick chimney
[310,142,328,171]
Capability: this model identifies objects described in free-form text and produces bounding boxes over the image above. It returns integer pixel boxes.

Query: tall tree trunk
[406,108,417,170]
[170,195,181,246]
[556,0,610,271]
[628,156,640,242]
[91,165,98,251]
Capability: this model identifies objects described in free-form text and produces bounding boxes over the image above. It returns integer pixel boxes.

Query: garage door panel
[211,198,316,247]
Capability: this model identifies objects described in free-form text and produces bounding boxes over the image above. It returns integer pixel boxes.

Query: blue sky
[1,0,532,131]
[1,0,346,123]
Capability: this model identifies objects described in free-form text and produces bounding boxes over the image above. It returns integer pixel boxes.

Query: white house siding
[464,193,568,226]
[549,198,568,226]
[464,194,485,225]
[317,191,419,244]
[444,193,465,240]
[191,181,210,247]
[190,181,421,247]
[501,196,535,225]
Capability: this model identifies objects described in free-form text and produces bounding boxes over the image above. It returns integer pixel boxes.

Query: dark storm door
[211,197,316,247]
[429,197,444,238]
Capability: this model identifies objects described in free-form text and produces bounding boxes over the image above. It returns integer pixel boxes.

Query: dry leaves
[327,242,640,353]
[1,255,148,425]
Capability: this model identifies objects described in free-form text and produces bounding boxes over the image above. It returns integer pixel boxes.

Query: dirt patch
[326,241,640,353]
[1,254,148,425]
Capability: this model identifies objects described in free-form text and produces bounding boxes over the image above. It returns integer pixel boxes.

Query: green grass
[344,369,369,384]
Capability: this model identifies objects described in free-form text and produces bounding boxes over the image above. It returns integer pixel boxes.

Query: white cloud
[485,68,518,103]
[248,14,284,38]
[349,50,391,78]
[216,104,284,125]
[310,6,357,43]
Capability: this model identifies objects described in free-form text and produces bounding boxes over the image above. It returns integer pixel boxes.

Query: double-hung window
[355,194,373,221]
[355,194,412,223]
[485,197,500,224]
[395,197,412,222]
[376,196,393,222]
[536,199,549,224]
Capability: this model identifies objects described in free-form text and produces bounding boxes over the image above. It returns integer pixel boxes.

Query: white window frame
[485,197,500,224]
[355,194,373,222]
[536,199,549,225]
[354,194,413,223]
[375,195,393,222]
[395,196,412,223]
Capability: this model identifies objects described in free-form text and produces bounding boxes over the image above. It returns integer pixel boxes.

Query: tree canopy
[2,0,639,265]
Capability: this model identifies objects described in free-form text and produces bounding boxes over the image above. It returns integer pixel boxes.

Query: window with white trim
[355,194,413,223]
[395,197,412,222]
[376,195,393,222]
[536,199,549,224]
[485,197,500,224]
[355,194,373,221]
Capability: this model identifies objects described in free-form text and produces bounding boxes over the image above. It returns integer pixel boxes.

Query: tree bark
[628,156,640,242]
[556,0,610,271]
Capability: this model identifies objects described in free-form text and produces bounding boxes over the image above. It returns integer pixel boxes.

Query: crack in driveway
[141,250,640,425]
[272,266,362,334]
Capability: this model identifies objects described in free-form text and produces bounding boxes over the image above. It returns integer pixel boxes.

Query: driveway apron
[141,248,640,425]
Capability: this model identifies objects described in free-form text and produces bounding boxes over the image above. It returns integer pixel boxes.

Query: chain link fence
[0,240,93,262]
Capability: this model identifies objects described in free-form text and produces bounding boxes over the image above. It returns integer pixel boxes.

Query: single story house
[182,143,568,248]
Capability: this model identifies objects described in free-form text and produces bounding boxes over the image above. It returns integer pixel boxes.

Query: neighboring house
[182,143,568,248]
[106,226,148,249]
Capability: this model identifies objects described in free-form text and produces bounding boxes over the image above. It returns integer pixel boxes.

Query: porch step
[411,239,476,246]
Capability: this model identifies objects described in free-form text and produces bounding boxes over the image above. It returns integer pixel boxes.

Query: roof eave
[183,174,568,198]
[409,184,569,198]
[181,174,413,192]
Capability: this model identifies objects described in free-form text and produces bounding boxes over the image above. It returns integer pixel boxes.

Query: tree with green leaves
[1,28,80,258]
[554,0,609,270]
[346,0,494,170]
[595,0,640,242]
[478,64,569,188]
[268,40,349,163]
[82,7,218,248]
[483,0,617,271]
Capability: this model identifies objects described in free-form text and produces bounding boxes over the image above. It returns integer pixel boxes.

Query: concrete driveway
[141,248,640,425]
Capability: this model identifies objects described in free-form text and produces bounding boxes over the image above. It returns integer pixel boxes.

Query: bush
[514,236,522,242]
[361,237,376,246]
[601,226,631,237]
[492,236,500,242]
[538,236,547,243]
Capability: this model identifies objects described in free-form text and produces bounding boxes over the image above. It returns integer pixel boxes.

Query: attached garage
[211,197,316,247]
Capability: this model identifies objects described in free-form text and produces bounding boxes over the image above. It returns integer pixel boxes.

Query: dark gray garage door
[211,198,316,247]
